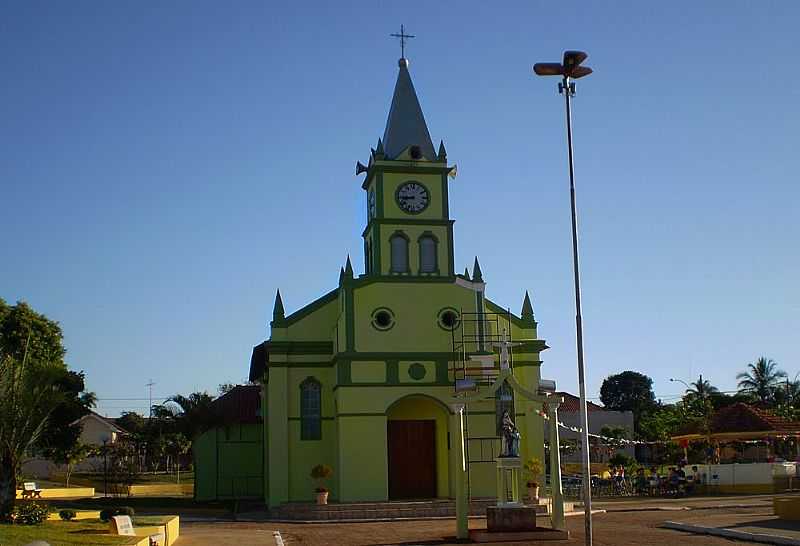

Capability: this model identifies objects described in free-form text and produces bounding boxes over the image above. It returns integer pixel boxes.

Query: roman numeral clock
[395,181,429,213]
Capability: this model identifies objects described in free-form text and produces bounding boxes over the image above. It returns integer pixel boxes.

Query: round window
[408,362,427,380]
[438,308,460,331]
[371,308,395,330]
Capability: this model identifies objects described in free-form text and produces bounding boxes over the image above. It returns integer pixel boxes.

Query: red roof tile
[709,403,800,434]
[211,385,262,425]
[552,391,606,413]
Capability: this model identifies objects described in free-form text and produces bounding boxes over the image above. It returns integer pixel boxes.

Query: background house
[22,411,128,479]
[545,391,635,464]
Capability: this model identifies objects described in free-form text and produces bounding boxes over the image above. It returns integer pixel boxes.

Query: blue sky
[2,1,798,416]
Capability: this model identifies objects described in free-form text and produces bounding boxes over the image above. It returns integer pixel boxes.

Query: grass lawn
[0,520,132,546]
[0,514,178,546]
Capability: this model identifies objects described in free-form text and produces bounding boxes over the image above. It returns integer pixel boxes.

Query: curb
[662,521,800,545]
[605,502,765,513]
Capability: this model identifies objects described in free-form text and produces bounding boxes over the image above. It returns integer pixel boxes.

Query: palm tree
[164,392,218,439]
[736,357,787,406]
[686,375,719,398]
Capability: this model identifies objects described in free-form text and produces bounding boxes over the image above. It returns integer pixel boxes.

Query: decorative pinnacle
[344,255,354,277]
[272,289,285,322]
[521,291,535,323]
[438,140,447,160]
[375,137,384,157]
[472,257,483,283]
[463,267,470,281]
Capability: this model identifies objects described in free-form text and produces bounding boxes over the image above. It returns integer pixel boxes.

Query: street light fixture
[670,378,691,391]
[533,50,593,546]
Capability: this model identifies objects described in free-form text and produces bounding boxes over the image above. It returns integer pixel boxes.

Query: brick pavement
[179,509,744,545]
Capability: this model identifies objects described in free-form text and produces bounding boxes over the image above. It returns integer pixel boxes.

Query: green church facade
[195,57,549,506]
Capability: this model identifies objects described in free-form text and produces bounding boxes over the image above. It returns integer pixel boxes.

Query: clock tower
[360,58,456,278]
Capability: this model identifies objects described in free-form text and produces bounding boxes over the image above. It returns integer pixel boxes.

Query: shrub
[523,457,543,487]
[13,502,50,525]
[58,509,77,521]
[310,464,333,493]
[99,506,135,522]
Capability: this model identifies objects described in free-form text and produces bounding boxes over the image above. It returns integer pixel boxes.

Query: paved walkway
[665,506,800,544]
[179,508,747,545]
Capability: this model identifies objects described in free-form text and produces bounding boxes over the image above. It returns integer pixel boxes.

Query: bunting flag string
[534,408,665,446]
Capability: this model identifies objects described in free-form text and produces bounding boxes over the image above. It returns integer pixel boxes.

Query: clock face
[368,190,376,219]
[396,182,429,213]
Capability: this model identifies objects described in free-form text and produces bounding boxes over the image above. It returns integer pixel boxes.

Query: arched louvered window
[419,234,438,273]
[300,377,322,440]
[390,232,409,273]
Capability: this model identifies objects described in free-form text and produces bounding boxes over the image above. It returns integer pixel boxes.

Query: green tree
[0,300,92,520]
[52,442,94,487]
[599,371,656,431]
[685,376,718,398]
[162,392,218,440]
[736,357,786,406]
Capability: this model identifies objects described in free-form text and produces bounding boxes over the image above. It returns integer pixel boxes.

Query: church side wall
[287,367,337,502]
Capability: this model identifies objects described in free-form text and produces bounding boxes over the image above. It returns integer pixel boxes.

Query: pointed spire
[382,59,436,160]
[272,289,285,322]
[437,140,447,161]
[521,291,535,323]
[344,255,354,278]
[463,267,471,281]
[375,137,385,158]
[339,266,345,284]
[472,257,483,283]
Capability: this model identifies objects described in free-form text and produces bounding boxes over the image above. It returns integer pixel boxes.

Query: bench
[21,482,42,499]
[110,515,165,546]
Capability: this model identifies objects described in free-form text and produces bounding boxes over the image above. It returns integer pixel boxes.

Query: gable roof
[248,341,268,382]
[683,403,800,437]
[553,391,606,413]
[382,59,436,160]
[72,411,128,434]
[211,385,262,425]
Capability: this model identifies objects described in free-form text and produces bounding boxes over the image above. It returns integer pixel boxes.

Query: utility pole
[146,379,155,418]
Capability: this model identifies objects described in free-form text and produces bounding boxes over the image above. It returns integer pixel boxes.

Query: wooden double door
[387,420,437,499]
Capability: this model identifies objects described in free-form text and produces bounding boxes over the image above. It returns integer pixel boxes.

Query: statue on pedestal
[499,410,520,457]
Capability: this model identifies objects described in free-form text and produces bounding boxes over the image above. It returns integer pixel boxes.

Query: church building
[194,54,549,506]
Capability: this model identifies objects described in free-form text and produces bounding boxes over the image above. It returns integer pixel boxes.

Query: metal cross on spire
[390,24,415,59]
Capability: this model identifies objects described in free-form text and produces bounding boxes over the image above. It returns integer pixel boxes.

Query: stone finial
[344,255,354,278]
[521,291,535,323]
[272,289,285,322]
[472,257,484,283]
[438,140,447,161]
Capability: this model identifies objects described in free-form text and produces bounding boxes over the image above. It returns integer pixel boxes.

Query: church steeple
[382,58,436,160]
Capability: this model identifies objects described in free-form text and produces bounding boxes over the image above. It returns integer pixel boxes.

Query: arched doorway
[386,395,450,499]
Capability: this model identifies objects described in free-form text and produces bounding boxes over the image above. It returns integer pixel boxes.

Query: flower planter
[527,485,540,503]
[315,491,329,505]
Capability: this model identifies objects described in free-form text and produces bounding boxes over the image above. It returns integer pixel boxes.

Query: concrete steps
[269,497,573,521]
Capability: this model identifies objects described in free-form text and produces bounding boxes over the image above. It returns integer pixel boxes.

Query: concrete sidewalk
[665,506,800,545]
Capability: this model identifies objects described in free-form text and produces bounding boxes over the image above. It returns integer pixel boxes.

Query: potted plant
[524,457,543,503]
[310,464,333,505]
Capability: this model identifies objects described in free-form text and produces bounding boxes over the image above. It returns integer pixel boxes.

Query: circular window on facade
[408,362,427,380]
[437,308,460,331]
[371,307,395,331]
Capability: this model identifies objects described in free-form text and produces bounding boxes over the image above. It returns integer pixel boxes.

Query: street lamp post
[533,51,593,546]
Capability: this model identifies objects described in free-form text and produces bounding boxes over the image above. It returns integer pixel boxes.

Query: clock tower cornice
[360,161,453,190]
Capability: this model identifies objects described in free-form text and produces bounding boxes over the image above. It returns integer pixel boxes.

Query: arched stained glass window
[390,232,409,273]
[300,378,322,440]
